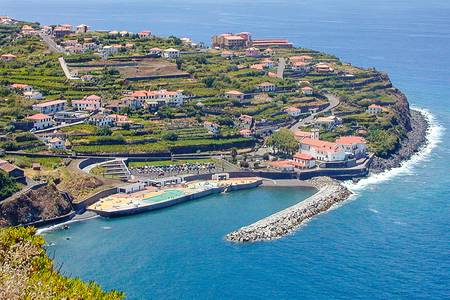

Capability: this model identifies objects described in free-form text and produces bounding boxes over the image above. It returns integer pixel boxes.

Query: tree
[96,127,112,136]
[0,170,20,200]
[230,148,238,163]
[267,128,298,156]
[176,58,183,70]
[202,76,215,88]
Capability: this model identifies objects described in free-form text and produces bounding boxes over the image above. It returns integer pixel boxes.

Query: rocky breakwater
[226,177,352,242]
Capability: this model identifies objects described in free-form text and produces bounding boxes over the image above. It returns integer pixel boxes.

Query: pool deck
[87,177,263,217]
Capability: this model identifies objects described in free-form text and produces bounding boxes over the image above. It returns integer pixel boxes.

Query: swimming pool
[143,189,186,203]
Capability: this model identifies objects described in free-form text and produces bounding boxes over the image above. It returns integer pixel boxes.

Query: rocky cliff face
[0,185,73,227]
[380,73,412,132]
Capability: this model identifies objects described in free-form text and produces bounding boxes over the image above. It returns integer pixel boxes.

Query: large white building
[299,138,346,162]
[26,113,54,130]
[131,89,185,106]
[72,95,102,111]
[335,136,367,158]
[32,100,66,114]
[163,48,180,59]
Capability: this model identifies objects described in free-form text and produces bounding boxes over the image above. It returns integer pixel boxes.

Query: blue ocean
[3,0,449,298]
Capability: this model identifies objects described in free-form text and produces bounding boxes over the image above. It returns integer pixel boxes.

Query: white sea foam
[37,214,99,234]
[343,107,444,193]
[368,208,379,214]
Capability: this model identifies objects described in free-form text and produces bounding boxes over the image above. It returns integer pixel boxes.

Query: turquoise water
[143,189,185,203]
[6,0,450,298]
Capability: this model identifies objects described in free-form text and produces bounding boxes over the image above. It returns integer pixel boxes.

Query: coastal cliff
[226,177,351,242]
[0,185,73,227]
[370,109,428,172]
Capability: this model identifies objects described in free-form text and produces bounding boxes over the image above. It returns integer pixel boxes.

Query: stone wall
[226,177,352,242]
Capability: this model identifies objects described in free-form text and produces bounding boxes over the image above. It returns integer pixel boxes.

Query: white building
[32,100,66,114]
[131,89,185,106]
[315,115,341,130]
[72,94,102,111]
[26,113,54,130]
[76,24,89,34]
[118,182,145,194]
[163,48,180,59]
[24,91,43,100]
[224,90,246,102]
[10,83,33,92]
[368,104,383,115]
[335,136,367,158]
[89,114,113,127]
[245,47,261,57]
[149,47,162,55]
[301,86,314,96]
[48,137,65,150]
[285,106,302,117]
[256,82,276,93]
[292,61,310,72]
[102,45,119,58]
[292,152,316,169]
[299,138,346,162]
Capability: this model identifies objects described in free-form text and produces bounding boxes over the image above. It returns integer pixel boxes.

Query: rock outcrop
[0,185,73,227]
[370,109,428,172]
[226,177,352,242]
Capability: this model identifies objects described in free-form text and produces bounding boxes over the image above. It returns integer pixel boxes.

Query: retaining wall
[73,187,118,213]
[23,211,76,228]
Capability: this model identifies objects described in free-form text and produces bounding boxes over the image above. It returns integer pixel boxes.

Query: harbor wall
[226,177,352,242]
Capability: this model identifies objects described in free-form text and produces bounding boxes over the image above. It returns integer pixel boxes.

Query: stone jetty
[226,177,352,242]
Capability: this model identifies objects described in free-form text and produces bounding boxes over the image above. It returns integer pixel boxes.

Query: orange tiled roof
[335,136,366,145]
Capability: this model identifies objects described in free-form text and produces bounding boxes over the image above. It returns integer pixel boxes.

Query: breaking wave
[344,107,444,193]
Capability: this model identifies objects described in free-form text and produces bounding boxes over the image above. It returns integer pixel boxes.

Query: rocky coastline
[226,108,430,243]
[226,177,352,242]
[370,109,429,173]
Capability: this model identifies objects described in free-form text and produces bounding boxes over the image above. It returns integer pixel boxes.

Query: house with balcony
[26,113,54,130]
[24,91,43,100]
[224,90,246,102]
[285,106,302,117]
[32,100,66,114]
[299,138,346,162]
[292,152,316,169]
[256,82,276,93]
[131,89,185,107]
[163,48,180,59]
[335,136,367,159]
[367,104,383,115]
[89,114,113,127]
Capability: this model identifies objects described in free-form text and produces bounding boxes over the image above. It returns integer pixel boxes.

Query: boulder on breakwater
[226,177,352,242]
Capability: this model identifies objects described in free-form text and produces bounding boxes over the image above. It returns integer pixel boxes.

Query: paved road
[289,93,340,131]
[277,57,286,78]
[38,32,66,54]
[59,57,80,80]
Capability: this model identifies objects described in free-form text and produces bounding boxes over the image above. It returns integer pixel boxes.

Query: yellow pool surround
[88,178,263,217]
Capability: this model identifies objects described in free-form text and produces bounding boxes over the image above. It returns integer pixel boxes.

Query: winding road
[289,93,340,131]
